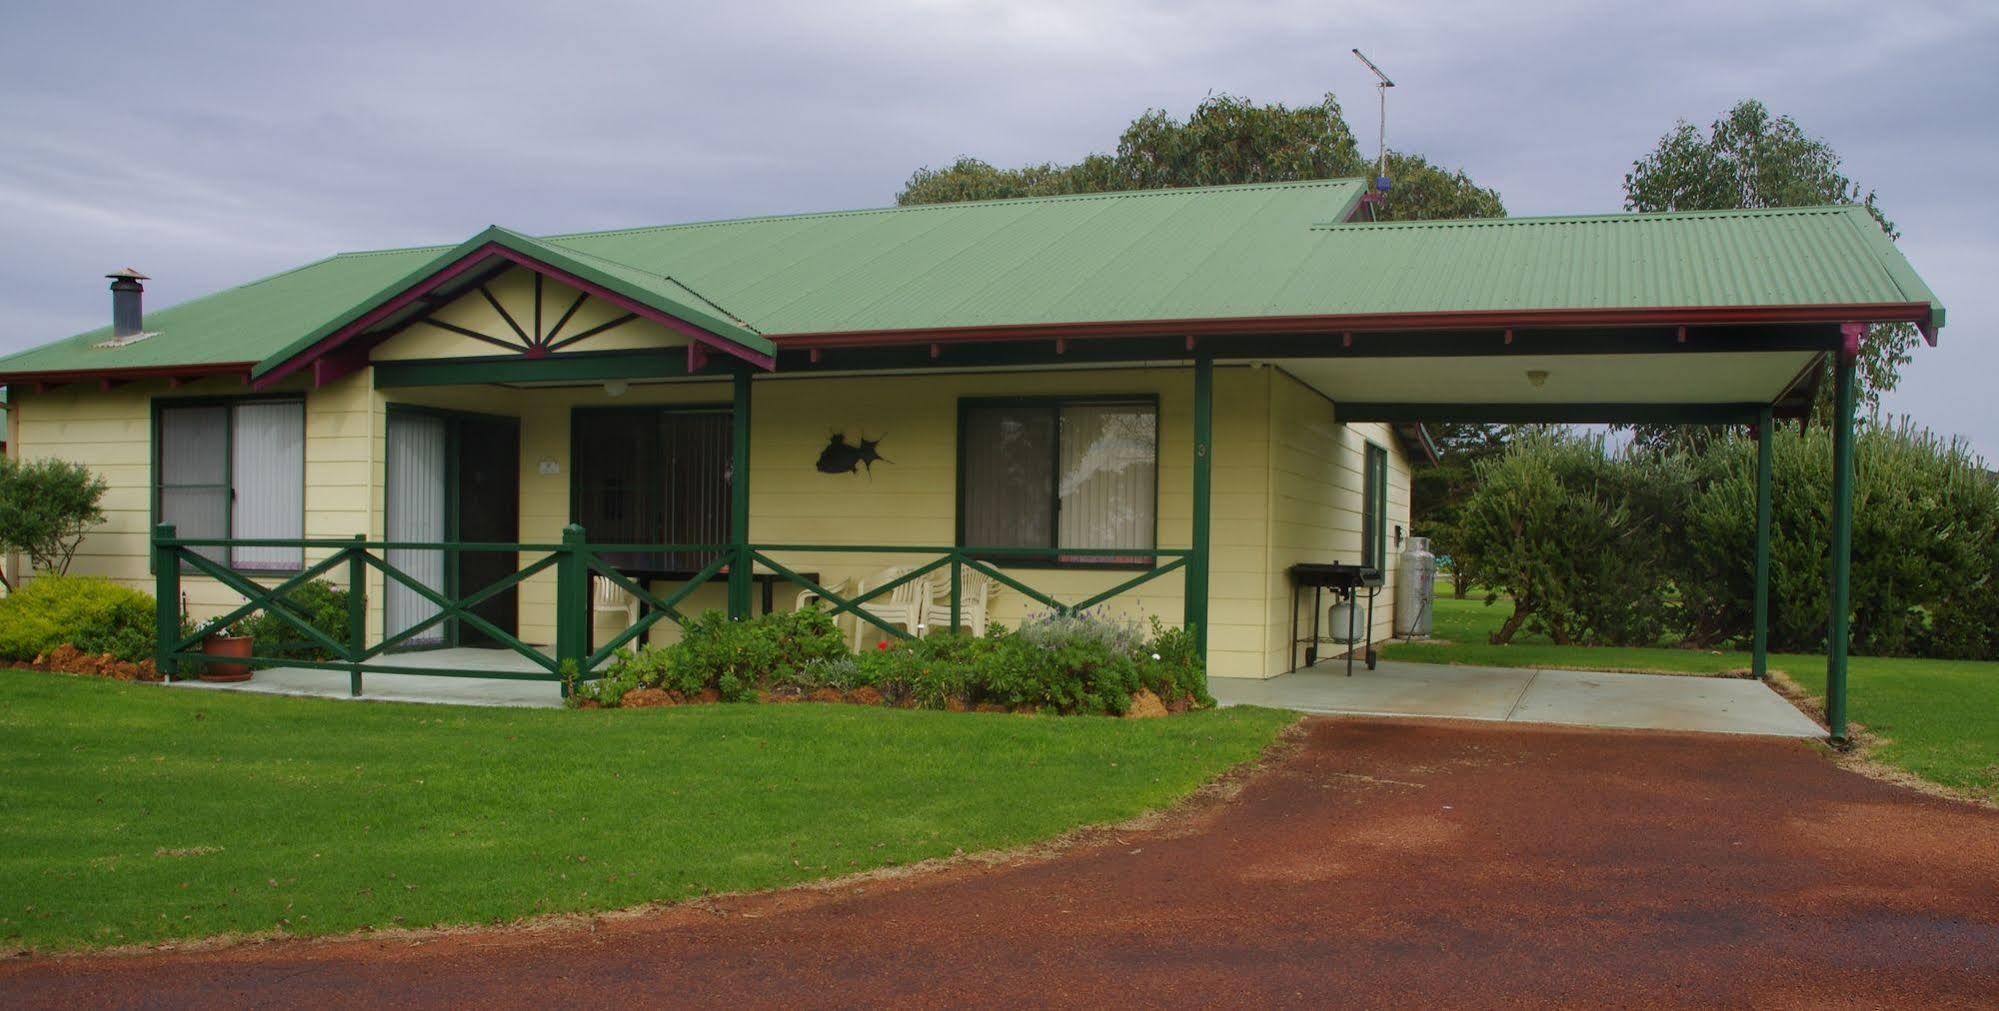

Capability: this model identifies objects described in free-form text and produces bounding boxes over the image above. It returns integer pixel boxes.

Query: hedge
[1452,422,1998,659]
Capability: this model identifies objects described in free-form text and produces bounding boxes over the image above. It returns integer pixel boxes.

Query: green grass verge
[0,673,1293,952]
[1388,586,1999,803]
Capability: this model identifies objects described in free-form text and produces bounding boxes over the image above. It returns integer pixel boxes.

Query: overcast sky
[2,0,1992,457]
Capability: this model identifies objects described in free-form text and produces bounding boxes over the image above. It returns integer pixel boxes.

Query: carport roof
[0,179,1945,382]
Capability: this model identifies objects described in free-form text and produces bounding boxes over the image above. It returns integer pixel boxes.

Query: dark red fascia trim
[254,242,775,391]
[768,302,1937,351]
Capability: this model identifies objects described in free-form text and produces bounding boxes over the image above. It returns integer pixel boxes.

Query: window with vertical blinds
[155,398,305,571]
[959,398,1157,566]
[571,408,731,574]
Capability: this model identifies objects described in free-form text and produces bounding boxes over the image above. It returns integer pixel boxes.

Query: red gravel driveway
[6,717,1997,1008]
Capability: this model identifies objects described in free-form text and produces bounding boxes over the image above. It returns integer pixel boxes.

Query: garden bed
[6,643,161,682]
[572,608,1211,718]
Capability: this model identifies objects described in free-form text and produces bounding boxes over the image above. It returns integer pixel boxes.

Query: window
[155,398,306,571]
[1362,442,1389,572]
[959,398,1157,565]
[571,407,731,574]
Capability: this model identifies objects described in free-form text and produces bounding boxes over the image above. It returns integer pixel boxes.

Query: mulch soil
[5,716,1996,1008]
[5,645,159,682]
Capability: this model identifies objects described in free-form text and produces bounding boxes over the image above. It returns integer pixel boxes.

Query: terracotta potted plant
[198,618,256,683]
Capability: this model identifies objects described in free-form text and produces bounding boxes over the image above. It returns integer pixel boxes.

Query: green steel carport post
[1826,338,1860,745]
[1185,351,1214,664]
[1752,407,1773,680]
[728,369,753,621]
[153,524,180,681]
[556,524,589,697]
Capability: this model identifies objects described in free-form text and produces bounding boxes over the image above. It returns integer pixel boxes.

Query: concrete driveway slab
[1212,659,1823,738]
[1511,667,1825,737]
[1212,660,1534,720]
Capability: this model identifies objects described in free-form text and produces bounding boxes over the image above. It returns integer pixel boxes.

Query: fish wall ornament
[816,433,892,475]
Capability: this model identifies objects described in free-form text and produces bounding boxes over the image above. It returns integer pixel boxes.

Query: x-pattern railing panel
[153,527,1196,694]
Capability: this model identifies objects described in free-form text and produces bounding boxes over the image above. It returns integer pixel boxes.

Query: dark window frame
[1361,441,1390,572]
[955,394,1161,571]
[149,393,308,575]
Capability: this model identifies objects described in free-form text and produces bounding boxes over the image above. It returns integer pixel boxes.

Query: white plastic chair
[924,570,1002,636]
[847,566,929,650]
[593,575,639,636]
[795,577,854,613]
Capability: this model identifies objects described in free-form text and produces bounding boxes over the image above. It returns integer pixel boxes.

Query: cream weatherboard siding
[7,359,1410,679]
[1260,369,1413,676]
[8,371,377,618]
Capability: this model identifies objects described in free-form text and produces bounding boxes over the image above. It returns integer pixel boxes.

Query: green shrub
[0,575,156,663]
[1453,431,1673,646]
[1145,618,1212,705]
[576,608,848,706]
[239,580,352,661]
[1457,419,1999,659]
[670,608,849,700]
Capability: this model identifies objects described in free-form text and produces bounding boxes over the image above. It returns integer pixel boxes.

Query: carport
[1144,205,1940,744]
[1222,313,1909,744]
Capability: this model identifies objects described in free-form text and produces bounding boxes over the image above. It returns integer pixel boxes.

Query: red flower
[876,640,889,650]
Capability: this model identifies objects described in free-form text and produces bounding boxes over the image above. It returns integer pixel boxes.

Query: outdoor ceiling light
[604,380,629,397]
[1526,369,1550,387]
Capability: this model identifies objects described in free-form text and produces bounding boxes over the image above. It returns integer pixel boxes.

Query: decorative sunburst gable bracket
[392,269,650,364]
[251,226,773,390]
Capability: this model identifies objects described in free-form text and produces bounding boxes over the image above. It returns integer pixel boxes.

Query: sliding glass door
[384,408,521,649]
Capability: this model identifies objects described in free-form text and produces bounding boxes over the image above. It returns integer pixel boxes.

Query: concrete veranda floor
[171,647,564,708]
[1209,659,1826,738]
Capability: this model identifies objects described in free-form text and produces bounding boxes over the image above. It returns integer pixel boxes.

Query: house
[0,180,1944,721]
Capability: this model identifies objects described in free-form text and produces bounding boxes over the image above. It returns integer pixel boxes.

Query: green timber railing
[152,524,1194,696]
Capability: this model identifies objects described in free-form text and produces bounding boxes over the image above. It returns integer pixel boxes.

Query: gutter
[769,302,1940,350]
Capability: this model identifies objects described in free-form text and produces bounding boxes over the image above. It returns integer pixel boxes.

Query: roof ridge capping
[545,177,1371,241]
[1310,204,1865,230]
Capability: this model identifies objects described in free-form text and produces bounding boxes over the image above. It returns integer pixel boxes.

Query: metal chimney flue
[106,268,149,338]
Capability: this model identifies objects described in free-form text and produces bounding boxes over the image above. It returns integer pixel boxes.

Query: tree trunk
[1490,601,1530,645]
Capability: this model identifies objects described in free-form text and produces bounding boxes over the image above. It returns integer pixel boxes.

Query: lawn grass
[1387,585,1999,802]
[0,673,1294,952]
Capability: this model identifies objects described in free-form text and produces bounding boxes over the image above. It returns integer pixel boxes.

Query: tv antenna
[1351,48,1394,189]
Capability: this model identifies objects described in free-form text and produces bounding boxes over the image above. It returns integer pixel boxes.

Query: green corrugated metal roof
[547,179,1373,335]
[0,179,1943,378]
[1297,204,1944,324]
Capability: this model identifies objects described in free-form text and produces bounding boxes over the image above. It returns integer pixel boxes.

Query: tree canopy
[1623,99,1916,445]
[897,93,1504,221]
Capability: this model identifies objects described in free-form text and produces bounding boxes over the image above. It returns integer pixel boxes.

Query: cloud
[0,0,1992,456]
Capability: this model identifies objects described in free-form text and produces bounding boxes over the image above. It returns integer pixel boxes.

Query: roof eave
[0,362,256,389]
[768,302,1941,349]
